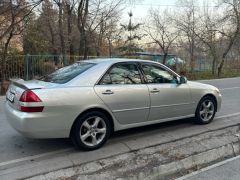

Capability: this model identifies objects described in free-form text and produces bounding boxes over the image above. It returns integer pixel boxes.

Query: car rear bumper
[4,101,70,138]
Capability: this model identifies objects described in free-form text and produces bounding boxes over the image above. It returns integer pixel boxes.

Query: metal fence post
[63,54,67,66]
[24,54,29,80]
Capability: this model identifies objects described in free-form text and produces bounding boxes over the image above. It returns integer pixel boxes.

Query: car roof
[77,58,158,65]
[68,58,180,86]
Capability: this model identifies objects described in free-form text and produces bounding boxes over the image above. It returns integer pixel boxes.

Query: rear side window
[40,62,95,84]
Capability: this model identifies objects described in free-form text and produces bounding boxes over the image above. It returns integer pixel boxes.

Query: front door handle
[150,88,160,93]
[102,89,114,95]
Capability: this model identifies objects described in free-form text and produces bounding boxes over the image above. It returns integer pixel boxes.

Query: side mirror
[177,76,187,84]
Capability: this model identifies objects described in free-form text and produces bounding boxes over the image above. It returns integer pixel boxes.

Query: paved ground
[0,77,239,178]
[180,156,240,180]
[28,125,240,180]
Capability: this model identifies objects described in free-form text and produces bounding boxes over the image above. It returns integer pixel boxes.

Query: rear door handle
[102,89,114,95]
[150,88,160,93]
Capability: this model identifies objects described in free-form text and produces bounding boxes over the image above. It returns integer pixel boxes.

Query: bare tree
[216,0,240,76]
[194,5,219,75]
[81,0,123,57]
[88,0,123,56]
[53,0,66,62]
[105,18,122,57]
[0,0,43,94]
[41,0,58,55]
[64,0,77,63]
[174,0,199,72]
[77,0,89,58]
[145,9,178,65]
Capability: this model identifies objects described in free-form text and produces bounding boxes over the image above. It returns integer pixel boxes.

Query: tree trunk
[209,47,217,76]
[217,58,225,77]
[79,25,88,59]
[58,1,65,60]
[47,17,56,55]
[0,31,13,95]
[69,44,74,63]
[79,27,85,57]
[212,55,217,75]
[96,46,100,56]
[162,53,168,65]
[77,0,89,59]
[190,39,195,73]
[108,38,112,57]
[66,3,74,64]
[96,35,102,57]
[217,37,237,77]
[83,36,88,59]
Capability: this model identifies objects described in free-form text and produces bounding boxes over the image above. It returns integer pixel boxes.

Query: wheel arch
[69,107,115,138]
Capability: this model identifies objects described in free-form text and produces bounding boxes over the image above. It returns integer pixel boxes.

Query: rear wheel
[71,111,111,151]
[195,96,216,124]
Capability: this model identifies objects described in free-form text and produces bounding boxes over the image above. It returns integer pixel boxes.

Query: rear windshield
[40,62,95,84]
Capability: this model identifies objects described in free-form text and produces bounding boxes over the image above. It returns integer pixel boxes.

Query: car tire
[195,96,216,124]
[71,111,111,151]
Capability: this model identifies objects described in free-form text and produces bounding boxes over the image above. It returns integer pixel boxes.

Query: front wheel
[71,111,111,151]
[195,96,216,124]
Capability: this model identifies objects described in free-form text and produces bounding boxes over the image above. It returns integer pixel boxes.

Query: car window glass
[142,64,177,84]
[40,62,95,84]
[100,64,141,85]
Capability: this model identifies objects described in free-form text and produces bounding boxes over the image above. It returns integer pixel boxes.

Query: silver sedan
[4,59,222,150]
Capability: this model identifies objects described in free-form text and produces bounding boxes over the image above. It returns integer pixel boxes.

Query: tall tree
[87,0,123,57]
[216,0,240,76]
[145,9,178,65]
[120,11,144,56]
[0,0,43,94]
[53,0,66,62]
[194,5,219,75]
[77,0,89,58]
[174,0,199,72]
[64,0,76,63]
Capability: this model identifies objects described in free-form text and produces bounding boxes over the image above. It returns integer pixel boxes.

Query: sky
[122,0,177,22]
[122,0,218,23]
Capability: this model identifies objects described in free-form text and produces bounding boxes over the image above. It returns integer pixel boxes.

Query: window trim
[139,62,180,84]
[97,62,145,85]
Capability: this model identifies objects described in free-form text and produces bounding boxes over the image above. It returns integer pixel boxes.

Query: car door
[94,62,150,125]
[140,63,192,121]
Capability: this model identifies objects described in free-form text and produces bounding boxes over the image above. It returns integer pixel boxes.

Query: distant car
[4,59,222,150]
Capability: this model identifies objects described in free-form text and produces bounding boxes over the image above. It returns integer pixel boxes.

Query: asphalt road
[181,155,240,180]
[0,77,239,166]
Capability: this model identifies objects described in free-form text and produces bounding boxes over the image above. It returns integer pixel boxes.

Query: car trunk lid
[6,79,58,110]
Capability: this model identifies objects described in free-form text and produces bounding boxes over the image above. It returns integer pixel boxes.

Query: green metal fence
[2,54,237,81]
[6,55,104,80]
[23,55,109,80]
[1,55,25,80]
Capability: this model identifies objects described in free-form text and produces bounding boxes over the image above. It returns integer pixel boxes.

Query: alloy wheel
[80,116,107,147]
[199,100,215,122]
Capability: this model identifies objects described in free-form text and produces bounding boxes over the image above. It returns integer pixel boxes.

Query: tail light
[19,90,44,112]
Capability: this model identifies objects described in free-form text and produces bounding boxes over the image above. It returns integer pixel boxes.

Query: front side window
[100,63,142,85]
[141,63,177,84]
